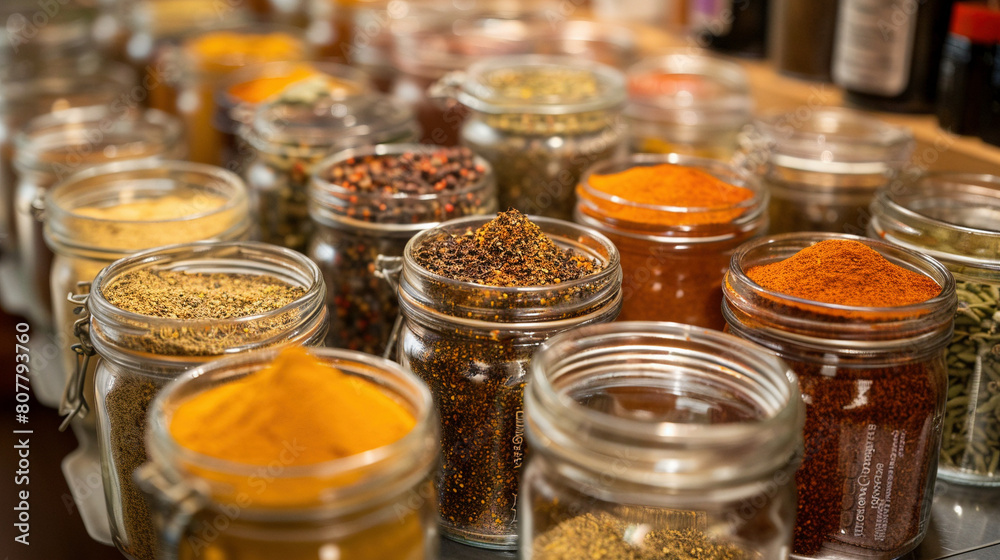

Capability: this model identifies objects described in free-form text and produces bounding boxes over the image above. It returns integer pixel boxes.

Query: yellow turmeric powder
[583,164,754,226]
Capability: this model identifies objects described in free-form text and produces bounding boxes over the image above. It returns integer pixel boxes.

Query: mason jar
[243,91,419,252]
[722,233,956,559]
[12,106,183,330]
[137,346,440,560]
[454,55,628,221]
[523,322,803,559]
[869,172,1000,487]
[396,215,623,548]
[576,154,767,329]
[308,143,496,355]
[745,108,913,235]
[0,61,135,315]
[85,241,328,560]
[44,159,251,414]
[625,53,752,159]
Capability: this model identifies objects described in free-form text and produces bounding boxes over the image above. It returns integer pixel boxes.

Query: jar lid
[457,55,627,115]
[249,92,418,153]
[949,2,1000,44]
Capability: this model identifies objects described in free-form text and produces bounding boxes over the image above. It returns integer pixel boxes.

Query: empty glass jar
[523,322,803,559]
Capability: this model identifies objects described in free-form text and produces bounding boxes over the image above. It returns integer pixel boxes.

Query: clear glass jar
[157,24,309,166]
[745,107,914,235]
[625,53,752,159]
[0,61,135,315]
[308,143,496,355]
[523,322,803,559]
[13,106,184,330]
[455,55,627,221]
[214,61,372,173]
[396,215,623,549]
[722,233,956,559]
[87,241,328,560]
[44,159,251,413]
[0,0,98,73]
[576,154,767,330]
[243,92,419,252]
[137,346,439,560]
[869,172,1000,487]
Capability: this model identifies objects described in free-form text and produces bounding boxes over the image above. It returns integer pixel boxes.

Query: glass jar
[0,61,135,315]
[745,107,914,235]
[308,143,496,355]
[44,159,251,414]
[722,232,956,559]
[158,24,309,165]
[137,346,439,560]
[396,215,623,549]
[86,241,328,560]
[869,172,1000,487]
[455,55,627,221]
[523,322,803,559]
[13,106,184,331]
[243,92,419,252]
[625,53,752,159]
[214,61,372,173]
[0,0,98,73]
[576,154,767,330]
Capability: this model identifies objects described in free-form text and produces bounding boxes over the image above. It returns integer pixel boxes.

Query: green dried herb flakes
[101,269,306,355]
[941,280,1000,477]
[533,512,753,560]
[414,209,602,286]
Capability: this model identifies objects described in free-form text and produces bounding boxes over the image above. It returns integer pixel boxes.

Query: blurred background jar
[625,52,752,158]
[767,0,838,81]
[154,24,310,165]
[689,0,769,58]
[0,61,136,317]
[576,154,766,330]
[0,0,100,74]
[869,172,1000,487]
[450,55,627,220]
[242,91,419,252]
[744,107,913,235]
[214,61,372,172]
[309,143,496,355]
[523,322,802,559]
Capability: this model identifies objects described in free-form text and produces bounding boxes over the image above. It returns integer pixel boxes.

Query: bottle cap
[950,2,1000,43]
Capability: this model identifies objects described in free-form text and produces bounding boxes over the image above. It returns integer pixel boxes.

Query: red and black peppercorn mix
[310,146,494,354]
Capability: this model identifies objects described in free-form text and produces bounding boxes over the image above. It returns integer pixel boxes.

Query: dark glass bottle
[692,0,770,58]
[936,2,1000,136]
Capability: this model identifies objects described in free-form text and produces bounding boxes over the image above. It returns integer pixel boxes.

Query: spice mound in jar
[414,208,603,286]
[167,347,424,559]
[227,64,363,104]
[532,512,753,560]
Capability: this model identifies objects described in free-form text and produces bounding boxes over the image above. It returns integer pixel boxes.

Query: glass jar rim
[0,60,135,107]
[870,172,1000,273]
[14,105,184,172]
[147,346,435,484]
[723,232,956,343]
[88,241,327,357]
[527,321,802,484]
[576,153,767,239]
[457,54,627,115]
[215,60,373,110]
[309,143,496,233]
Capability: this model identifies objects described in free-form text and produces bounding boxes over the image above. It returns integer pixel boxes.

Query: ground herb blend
[98,266,314,560]
[310,145,495,354]
[399,210,620,547]
[724,237,953,559]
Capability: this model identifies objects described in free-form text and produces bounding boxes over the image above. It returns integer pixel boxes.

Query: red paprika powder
[723,234,956,560]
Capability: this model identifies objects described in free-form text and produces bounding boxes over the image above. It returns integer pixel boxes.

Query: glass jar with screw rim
[522,321,803,560]
[81,241,328,560]
[136,346,439,560]
[625,52,753,159]
[445,54,627,221]
[243,91,419,252]
[395,214,623,549]
[308,143,497,356]
[14,105,184,329]
[722,232,955,559]
[869,172,1000,487]
[576,153,767,330]
[742,107,914,235]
